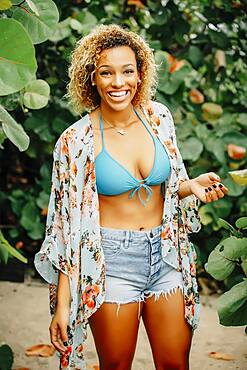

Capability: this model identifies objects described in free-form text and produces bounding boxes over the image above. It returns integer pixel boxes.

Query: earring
[92,81,96,86]
[137,79,141,84]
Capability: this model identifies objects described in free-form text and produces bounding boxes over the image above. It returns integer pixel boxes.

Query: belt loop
[124,230,130,248]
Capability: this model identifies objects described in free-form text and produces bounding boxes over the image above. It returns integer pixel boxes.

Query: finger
[219,183,229,194]
[212,184,225,198]
[57,327,68,351]
[204,188,212,203]
[207,186,219,201]
[208,183,229,201]
[50,326,66,353]
[208,172,221,183]
[60,325,69,346]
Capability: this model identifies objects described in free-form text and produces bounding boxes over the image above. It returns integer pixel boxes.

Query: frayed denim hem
[104,294,146,321]
[144,284,184,301]
[104,284,184,321]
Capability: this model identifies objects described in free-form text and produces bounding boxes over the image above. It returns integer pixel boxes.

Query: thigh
[88,301,144,369]
[142,289,192,370]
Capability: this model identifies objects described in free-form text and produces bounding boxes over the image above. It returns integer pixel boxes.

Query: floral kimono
[34,101,201,369]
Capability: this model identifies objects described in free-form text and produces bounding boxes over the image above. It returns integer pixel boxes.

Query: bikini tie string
[128,183,153,207]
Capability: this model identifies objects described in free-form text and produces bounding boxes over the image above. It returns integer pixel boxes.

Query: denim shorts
[100,224,184,319]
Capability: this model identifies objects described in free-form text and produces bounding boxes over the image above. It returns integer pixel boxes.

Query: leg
[142,288,192,370]
[88,301,144,370]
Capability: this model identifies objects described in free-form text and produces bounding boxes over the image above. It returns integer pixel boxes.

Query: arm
[49,270,70,354]
[57,270,71,309]
[178,179,193,200]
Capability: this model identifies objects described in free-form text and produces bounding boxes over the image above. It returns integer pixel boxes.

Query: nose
[111,73,124,88]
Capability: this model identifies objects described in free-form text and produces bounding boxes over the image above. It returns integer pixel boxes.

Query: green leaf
[206,245,236,280]
[23,79,50,109]
[188,45,203,68]
[0,126,6,149]
[26,0,40,16]
[48,17,71,42]
[0,231,27,264]
[198,206,213,225]
[24,112,54,142]
[70,18,83,33]
[20,200,45,239]
[0,0,12,10]
[0,18,37,95]
[0,242,9,264]
[179,136,203,162]
[12,0,59,44]
[0,344,13,370]
[0,105,30,151]
[224,175,246,196]
[164,64,191,95]
[204,135,226,164]
[218,218,242,237]
[28,221,45,240]
[241,260,247,276]
[217,279,247,326]
[237,113,247,129]
[206,236,247,280]
[236,217,247,230]
[20,201,39,230]
[36,190,49,209]
[76,11,97,34]
[208,29,230,49]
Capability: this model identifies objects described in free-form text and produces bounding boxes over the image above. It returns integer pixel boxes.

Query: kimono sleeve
[167,108,201,234]
[34,136,71,284]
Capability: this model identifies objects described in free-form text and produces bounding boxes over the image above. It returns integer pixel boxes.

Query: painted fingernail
[213,184,217,188]
[208,187,212,191]
[205,189,208,193]
[63,341,68,347]
[219,184,223,188]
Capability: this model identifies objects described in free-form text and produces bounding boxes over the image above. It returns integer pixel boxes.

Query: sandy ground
[0,279,246,370]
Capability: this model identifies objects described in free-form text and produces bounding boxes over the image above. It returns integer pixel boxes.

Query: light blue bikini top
[95,108,171,206]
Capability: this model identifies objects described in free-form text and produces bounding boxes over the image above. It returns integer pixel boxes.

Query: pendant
[117,129,126,135]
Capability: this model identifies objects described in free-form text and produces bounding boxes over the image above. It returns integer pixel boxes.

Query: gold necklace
[101,109,135,136]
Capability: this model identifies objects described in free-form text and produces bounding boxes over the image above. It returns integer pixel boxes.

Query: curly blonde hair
[67,24,158,113]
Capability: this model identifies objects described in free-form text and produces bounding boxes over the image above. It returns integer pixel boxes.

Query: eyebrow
[98,63,135,69]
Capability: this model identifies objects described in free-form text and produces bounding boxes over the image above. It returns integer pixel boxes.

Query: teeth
[108,91,127,97]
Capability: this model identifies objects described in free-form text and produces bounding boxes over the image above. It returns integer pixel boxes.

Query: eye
[125,69,134,74]
[100,71,111,76]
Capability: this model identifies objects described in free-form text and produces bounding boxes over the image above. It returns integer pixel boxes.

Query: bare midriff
[98,185,164,230]
[90,107,164,231]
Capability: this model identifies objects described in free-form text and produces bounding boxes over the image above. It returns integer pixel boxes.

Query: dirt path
[0,280,246,370]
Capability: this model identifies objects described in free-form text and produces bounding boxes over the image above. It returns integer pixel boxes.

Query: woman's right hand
[49,306,70,354]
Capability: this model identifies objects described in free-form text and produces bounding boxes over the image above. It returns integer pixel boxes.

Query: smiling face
[93,45,140,112]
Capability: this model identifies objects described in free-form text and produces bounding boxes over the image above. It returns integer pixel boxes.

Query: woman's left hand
[190,172,229,203]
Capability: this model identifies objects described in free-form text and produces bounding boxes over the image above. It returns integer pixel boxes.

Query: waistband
[100,224,162,241]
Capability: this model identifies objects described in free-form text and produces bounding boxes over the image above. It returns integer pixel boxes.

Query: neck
[100,101,136,127]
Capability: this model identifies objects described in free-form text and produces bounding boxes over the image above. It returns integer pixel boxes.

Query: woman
[34,24,228,370]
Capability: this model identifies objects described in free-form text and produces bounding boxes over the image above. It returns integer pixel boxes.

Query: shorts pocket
[101,238,122,258]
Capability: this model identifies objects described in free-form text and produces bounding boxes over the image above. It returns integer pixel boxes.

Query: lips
[107,90,130,101]
[107,90,129,97]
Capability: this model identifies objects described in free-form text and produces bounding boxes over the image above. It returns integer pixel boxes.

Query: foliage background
[0,0,247,286]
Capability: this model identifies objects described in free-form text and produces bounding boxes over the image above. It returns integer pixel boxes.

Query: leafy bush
[0,0,59,263]
[206,216,247,326]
